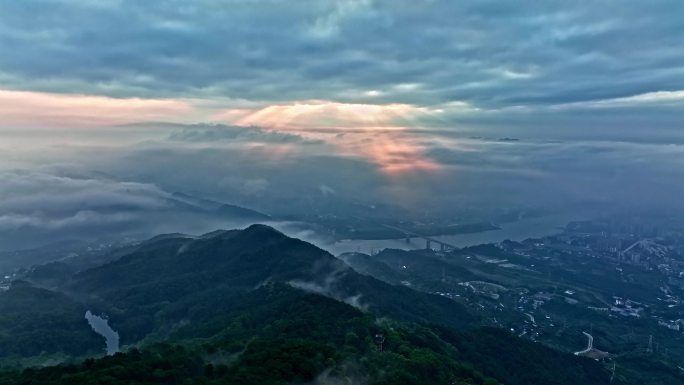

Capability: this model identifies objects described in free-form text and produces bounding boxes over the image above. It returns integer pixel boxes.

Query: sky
[1,1,683,249]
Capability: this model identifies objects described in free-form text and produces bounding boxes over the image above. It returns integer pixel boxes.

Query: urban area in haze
[1,1,684,384]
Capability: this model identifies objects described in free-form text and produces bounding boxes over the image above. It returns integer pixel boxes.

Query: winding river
[328,213,584,255]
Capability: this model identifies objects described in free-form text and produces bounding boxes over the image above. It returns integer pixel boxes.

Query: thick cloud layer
[3,124,683,250]
[0,1,683,132]
[1,2,683,250]
[0,166,280,250]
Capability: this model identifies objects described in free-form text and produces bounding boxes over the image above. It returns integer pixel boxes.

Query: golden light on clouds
[232,100,427,130]
[337,130,442,175]
[0,89,193,128]
[0,90,445,175]
[219,100,442,174]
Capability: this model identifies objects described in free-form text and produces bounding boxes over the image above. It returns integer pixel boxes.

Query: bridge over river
[381,224,460,252]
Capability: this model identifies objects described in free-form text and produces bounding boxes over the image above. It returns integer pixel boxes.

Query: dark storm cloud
[1,0,683,118]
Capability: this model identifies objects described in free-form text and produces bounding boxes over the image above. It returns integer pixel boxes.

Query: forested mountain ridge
[0,225,618,384]
[0,283,614,385]
[63,224,476,344]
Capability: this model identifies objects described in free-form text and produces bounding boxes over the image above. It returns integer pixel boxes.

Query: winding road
[574,332,593,355]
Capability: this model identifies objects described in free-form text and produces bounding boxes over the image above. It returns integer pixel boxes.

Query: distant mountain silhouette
[171,192,270,220]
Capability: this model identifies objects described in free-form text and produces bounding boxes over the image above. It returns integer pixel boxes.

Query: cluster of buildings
[0,275,11,291]
[515,219,684,288]
[610,296,646,317]
[495,218,684,339]
[562,219,682,265]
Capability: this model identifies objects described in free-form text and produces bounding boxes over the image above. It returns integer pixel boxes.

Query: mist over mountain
[0,170,271,251]
[3,125,684,253]
[0,225,621,384]
[2,1,684,384]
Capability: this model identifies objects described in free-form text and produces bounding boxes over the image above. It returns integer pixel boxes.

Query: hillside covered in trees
[0,225,622,384]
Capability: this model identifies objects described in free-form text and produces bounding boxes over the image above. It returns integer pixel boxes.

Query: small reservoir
[85,310,120,355]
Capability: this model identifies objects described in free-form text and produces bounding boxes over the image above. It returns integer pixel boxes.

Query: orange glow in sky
[0,89,193,128]
[222,100,441,175]
[233,100,425,130]
[0,90,443,175]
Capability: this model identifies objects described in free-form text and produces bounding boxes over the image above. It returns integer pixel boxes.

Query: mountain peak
[232,223,288,242]
[243,223,282,235]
